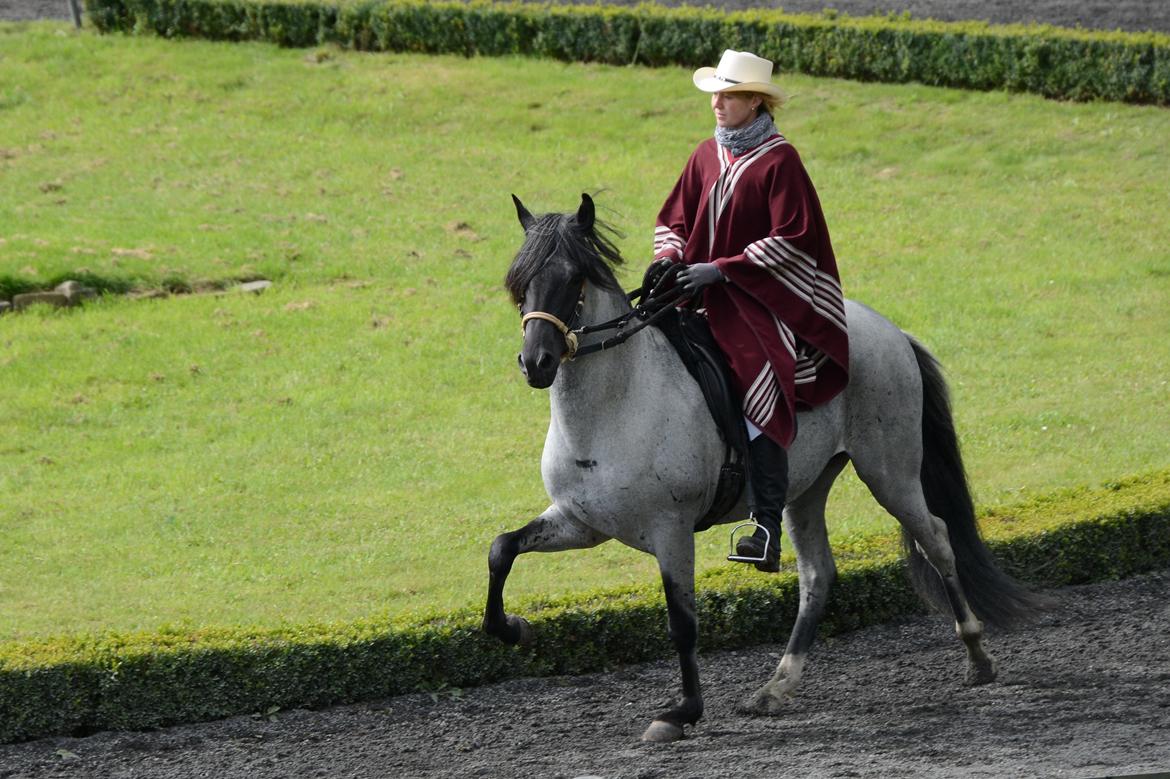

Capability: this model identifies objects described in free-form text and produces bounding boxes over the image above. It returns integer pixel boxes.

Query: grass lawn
[1,22,1168,641]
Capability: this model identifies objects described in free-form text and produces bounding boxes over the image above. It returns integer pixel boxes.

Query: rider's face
[711,91,760,129]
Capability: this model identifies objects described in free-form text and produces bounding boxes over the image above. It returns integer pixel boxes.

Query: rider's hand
[676,262,723,297]
[642,257,676,296]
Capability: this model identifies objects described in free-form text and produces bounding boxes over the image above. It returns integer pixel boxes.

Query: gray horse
[483,193,1043,743]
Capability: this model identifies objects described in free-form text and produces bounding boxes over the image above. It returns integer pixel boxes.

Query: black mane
[505,210,625,306]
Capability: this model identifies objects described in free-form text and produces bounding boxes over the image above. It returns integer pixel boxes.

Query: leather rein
[520,263,686,361]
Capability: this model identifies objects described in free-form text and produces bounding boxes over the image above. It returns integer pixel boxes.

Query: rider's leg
[734,422,788,573]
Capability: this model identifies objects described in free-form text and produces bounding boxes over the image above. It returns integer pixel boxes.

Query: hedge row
[80,0,1170,105]
[2,469,1168,743]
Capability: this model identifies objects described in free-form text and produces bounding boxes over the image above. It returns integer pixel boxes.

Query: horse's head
[505,193,623,388]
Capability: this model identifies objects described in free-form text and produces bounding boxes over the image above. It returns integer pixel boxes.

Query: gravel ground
[2,570,1168,778]
[4,0,1170,32]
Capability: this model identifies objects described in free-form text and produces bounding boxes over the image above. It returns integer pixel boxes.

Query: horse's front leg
[642,529,703,743]
[482,506,608,645]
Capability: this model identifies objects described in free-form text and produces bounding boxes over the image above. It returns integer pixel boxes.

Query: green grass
[1,22,1168,641]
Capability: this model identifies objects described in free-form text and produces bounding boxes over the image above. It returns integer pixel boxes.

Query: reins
[522,262,687,361]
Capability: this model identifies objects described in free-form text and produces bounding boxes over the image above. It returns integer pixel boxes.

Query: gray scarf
[714,111,778,157]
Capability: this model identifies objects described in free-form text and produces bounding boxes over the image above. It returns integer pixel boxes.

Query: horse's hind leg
[743,453,847,715]
[642,527,702,743]
[853,465,997,685]
[482,506,607,645]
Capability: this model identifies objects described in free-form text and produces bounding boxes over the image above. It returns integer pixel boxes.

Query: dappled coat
[654,133,849,447]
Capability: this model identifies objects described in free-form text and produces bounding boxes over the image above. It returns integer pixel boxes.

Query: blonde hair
[742,90,785,114]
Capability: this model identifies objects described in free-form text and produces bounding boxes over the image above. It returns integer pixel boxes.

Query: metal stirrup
[727,515,772,564]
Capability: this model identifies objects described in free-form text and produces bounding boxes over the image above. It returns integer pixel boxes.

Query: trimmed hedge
[2,469,1168,743]
[82,0,1170,105]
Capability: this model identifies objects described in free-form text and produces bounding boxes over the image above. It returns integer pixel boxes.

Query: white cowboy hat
[692,50,785,100]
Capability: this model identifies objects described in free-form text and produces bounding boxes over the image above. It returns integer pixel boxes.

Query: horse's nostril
[537,352,557,373]
[517,353,527,375]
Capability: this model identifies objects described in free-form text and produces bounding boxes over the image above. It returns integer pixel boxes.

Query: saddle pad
[654,308,749,458]
[653,308,747,529]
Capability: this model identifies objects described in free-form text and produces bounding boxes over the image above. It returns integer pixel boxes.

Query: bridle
[520,289,585,361]
[519,262,687,362]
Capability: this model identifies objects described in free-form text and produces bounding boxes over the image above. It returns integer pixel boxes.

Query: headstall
[519,263,686,361]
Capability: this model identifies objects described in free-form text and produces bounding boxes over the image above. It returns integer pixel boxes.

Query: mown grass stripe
[3,469,1167,743]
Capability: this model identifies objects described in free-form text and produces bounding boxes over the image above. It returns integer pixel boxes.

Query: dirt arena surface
[4,0,1170,32]
[2,569,1168,778]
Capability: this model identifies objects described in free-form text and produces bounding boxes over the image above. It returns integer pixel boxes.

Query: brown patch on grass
[111,247,154,260]
[445,221,481,242]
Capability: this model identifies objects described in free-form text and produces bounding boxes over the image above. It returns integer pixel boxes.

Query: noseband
[521,312,579,361]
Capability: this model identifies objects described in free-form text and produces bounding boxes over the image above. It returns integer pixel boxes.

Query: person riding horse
[495,66,1037,736]
[653,50,850,572]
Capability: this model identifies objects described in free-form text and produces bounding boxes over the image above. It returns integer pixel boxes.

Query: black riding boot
[734,434,789,573]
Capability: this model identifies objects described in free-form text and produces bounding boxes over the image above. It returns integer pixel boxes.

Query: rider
[652,50,849,572]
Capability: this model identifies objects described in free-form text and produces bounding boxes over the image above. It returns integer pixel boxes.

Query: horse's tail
[902,334,1047,628]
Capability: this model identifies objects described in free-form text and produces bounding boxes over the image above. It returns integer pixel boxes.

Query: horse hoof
[506,615,534,647]
[641,720,685,743]
[739,687,786,716]
[965,657,997,686]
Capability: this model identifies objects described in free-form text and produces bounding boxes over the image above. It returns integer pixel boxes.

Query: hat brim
[692,68,785,99]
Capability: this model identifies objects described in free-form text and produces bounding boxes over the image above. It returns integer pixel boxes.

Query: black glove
[642,258,675,297]
[676,262,723,297]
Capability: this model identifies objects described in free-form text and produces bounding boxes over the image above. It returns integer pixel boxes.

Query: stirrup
[727,515,771,564]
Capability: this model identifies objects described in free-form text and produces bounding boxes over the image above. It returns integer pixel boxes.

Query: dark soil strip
[539,0,1170,34]
[3,570,1167,778]
[5,0,1170,33]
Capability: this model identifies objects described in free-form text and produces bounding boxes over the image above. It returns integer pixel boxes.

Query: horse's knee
[663,594,698,652]
[488,531,521,575]
[667,614,698,653]
[801,565,836,599]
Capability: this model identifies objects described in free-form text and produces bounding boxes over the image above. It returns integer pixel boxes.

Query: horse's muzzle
[518,349,559,389]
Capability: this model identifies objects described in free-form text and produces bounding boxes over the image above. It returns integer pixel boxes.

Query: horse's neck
[549,284,651,418]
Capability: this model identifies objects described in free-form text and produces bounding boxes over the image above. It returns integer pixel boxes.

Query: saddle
[650,304,748,532]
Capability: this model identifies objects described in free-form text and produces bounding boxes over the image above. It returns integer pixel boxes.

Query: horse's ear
[511,194,536,232]
[576,193,595,232]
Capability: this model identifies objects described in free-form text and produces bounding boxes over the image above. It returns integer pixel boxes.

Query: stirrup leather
[727,514,772,564]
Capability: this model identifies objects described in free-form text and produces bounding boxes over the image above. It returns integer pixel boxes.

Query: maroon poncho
[654,134,849,447]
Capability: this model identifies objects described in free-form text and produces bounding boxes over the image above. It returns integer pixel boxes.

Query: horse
[482,193,1044,743]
